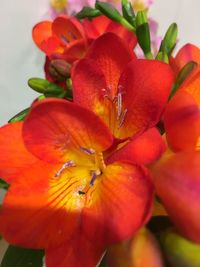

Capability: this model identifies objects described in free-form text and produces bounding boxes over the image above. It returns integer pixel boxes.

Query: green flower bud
[76,6,101,19]
[161,229,200,267]
[159,23,178,56]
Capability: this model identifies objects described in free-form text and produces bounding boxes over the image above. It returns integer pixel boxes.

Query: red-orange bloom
[82,15,137,50]
[170,43,200,75]
[152,65,200,243]
[72,32,174,165]
[0,99,153,267]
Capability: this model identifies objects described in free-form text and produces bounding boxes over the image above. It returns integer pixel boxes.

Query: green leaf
[8,108,29,123]
[122,0,135,26]
[0,179,9,190]
[0,245,44,267]
[168,61,197,101]
[76,6,101,19]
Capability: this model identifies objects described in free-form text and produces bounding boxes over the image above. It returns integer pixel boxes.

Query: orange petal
[107,128,166,166]
[174,43,200,73]
[86,32,135,98]
[164,90,200,152]
[83,162,154,245]
[32,21,61,55]
[179,64,200,105]
[152,151,200,243]
[62,39,87,63]
[0,163,93,248]
[23,98,113,163]
[116,60,174,139]
[0,122,37,183]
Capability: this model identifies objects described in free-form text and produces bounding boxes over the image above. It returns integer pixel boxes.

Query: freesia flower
[72,32,174,163]
[171,43,200,74]
[0,99,153,267]
[106,228,164,267]
[152,65,200,243]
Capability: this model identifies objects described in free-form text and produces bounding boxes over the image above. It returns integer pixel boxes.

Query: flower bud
[159,23,178,56]
[161,229,200,267]
[49,59,71,81]
[28,78,63,95]
[107,228,164,267]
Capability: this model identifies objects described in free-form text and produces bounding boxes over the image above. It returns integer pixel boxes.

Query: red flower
[82,15,137,50]
[72,32,174,165]
[170,43,200,75]
[0,99,153,267]
[152,65,200,243]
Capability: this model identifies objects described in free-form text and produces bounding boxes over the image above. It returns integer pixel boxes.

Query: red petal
[107,128,166,166]
[83,16,111,39]
[152,151,200,243]
[83,162,153,245]
[46,237,104,267]
[72,58,113,128]
[23,98,113,163]
[0,122,37,183]
[52,15,86,45]
[32,21,61,55]
[116,59,174,139]
[86,32,135,98]
[63,39,87,63]
[164,90,200,152]
[106,21,137,49]
[174,43,200,73]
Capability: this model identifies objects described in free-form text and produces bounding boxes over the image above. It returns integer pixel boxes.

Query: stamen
[60,34,69,44]
[90,170,101,186]
[118,108,128,128]
[68,31,77,40]
[90,171,97,186]
[55,160,76,177]
[80,147,95,155]
[117,93,122,119]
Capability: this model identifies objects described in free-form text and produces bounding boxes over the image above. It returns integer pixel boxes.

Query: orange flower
[152,65,200,243]
[0,99,153,267]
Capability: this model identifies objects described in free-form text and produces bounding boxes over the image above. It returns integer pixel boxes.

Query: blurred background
[0,0,200,125]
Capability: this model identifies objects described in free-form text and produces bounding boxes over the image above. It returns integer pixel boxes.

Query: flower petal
[174,43,200,73]
[83,16,111,39]
[72,58,113,128]
[116,59,174,138]
[152,151,200,243]
[107,128,166,166]
[23,98,113,163]
[52,15,86,45]
[164,91,200,152]
[46,237,104,267]
[0,164,92,248]
[32,21,61,55]
[0,122,37,183]
[83,162,154,245]
[86,32,135,98]
[180,64,200,105]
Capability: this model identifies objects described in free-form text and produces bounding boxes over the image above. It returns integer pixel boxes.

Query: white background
[0,0,200,124]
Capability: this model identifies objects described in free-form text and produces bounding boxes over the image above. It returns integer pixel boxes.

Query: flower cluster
[1,1,200,267]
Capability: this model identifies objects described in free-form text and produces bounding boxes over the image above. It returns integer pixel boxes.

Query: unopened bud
[161,229,200,267]
[49,59,71,81]
[28,78,63,95]
[159,23,178,56]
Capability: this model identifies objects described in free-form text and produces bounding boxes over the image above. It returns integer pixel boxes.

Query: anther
[118,108,128,128]
[80,147,95,155]
[55,160,76,177]
[90,170,101,186]
[60,34,69,44]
